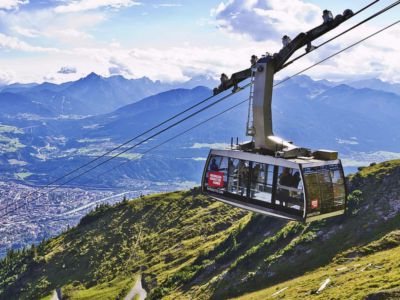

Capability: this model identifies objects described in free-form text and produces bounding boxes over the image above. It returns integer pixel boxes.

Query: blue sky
[0,0,398,84]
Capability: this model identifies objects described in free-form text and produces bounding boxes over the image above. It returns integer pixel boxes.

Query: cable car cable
[277,19,399,87]
[21,94,217,191]
[1,87,241,213]
[2,99,249,220]
[1,19,398,219]
[0,89,250,217]
[282,0,400,69]
[85,99,250,184]
[27,1,390,194]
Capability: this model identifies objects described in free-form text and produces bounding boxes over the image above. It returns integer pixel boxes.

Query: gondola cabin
[202,149,347,222]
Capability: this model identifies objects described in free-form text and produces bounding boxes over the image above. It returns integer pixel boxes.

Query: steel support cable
[2,20,399,219]
[214,1,388,93]
[15,99,251,222]
[82,99,250,185]
[277,19,399,87]
[0,88,250,217]
[1,89,237,213]
[282,0,400,69]
[22,94,216,190]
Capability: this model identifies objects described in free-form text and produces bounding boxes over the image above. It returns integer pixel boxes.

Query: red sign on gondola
[208,171,224,188]
[311,199,319,209]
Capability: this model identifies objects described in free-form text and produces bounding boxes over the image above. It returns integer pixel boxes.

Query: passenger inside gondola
[276,167,304,210]
[251,163,260,197]
[227,158,236,192]
[210,158,219,171]
[292,171,301,188]
[278,168,291,206]
[238,160,249,196]
[279,168,292,186]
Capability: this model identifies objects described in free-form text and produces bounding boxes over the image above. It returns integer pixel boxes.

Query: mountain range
[0,74,400,187]
[346,78,400,96]
[0,73,219,116]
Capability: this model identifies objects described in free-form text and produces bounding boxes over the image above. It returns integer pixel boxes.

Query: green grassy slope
[0,160,399,300]
[233,230,400,300]
[0,191,249,299]
[174,160,400,299]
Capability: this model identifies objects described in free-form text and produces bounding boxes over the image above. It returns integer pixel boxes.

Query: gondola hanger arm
[212,2,382,96]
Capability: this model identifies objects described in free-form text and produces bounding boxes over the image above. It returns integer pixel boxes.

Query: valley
[0,180,191,258]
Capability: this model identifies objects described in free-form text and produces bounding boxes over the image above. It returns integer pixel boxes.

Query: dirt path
[124,275,147,300]
[50,288,62,300]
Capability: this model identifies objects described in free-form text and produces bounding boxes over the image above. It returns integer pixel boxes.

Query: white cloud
[283,23,400,83]
[212,0,321,41]
[0,0,399,85]
[11,26,40,38]
[192,157,207,161]
[7,9,104,44]
[0,0,28,10]
[0,70,15,85]
[0,41,265,84]
[2,22,400,85]
[54,0,141,13]
[108,57,133,76]
[342,151,400,168]
[0,33,58,52]
[153,3,182,8]
[57,66,77,74]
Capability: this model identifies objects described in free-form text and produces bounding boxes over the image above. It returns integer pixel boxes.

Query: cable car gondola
[202,7,353,222]
[202,149,346,222]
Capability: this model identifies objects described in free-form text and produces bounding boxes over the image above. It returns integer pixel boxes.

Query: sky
[0,0,399,84]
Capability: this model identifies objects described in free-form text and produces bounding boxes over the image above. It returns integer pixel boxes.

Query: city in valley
[0,180,182,257]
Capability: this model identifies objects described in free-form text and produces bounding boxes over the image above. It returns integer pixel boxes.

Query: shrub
[347,190,363,214]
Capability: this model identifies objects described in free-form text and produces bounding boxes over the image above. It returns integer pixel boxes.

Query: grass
[355,159,400,179]
[62,277,132,300]
[232,237,400,299]
[340,230,400,259]
[163,160,400,300]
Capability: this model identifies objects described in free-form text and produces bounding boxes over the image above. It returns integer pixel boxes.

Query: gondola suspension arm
[213,1,381,96]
